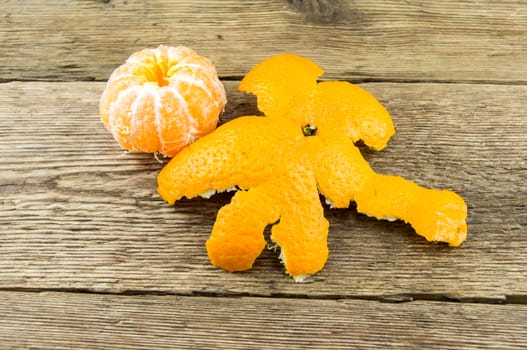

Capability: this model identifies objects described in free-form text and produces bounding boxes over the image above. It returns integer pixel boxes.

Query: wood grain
[1,81,525,299]
[1,0,526,83]
[2,1,526,348]
[0,291,525,349]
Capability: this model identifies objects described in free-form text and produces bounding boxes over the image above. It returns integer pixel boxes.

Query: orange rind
[100,45,226,157]
[158,53,468,281]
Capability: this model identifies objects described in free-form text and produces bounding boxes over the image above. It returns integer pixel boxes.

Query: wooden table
[1,1,526,348]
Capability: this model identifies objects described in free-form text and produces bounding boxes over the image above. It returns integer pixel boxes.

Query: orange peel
[158,53,468,281]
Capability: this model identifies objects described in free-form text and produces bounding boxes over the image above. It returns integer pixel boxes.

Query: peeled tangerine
[157,53,468,282]
[100,45,226,157]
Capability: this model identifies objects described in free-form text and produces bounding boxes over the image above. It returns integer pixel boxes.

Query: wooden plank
[1,0,526,83]
[0,291,525,349]
[0,81,525,298]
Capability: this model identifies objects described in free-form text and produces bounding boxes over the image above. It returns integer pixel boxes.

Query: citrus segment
[100,45,226,157]
[107,87,138,151]
[129,88,160,152]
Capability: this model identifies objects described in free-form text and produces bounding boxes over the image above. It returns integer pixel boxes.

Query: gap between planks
[0,287,525,306]
[2,77,527,86]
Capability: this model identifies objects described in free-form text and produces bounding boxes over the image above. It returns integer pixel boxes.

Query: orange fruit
[100,45,226,157]
[158,53,467,281]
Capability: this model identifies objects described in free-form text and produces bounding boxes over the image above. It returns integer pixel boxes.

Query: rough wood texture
[2,1,527,348]
[1,81,525,300]
[0,291,525,350]
[0,0,526,83]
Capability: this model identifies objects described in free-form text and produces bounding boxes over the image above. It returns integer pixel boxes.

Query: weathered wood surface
[1,0,526,83]
[0,291,526,350]
[1,0,527,348]
[1,81,525,300]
